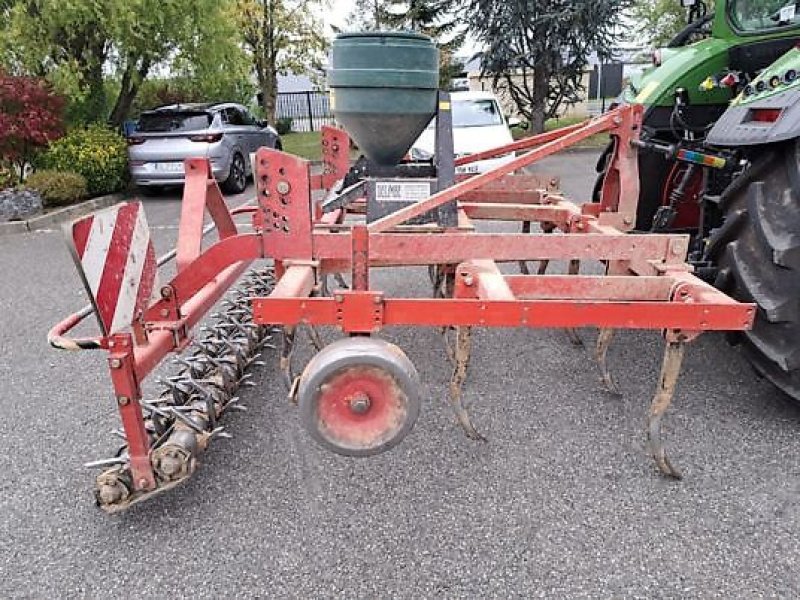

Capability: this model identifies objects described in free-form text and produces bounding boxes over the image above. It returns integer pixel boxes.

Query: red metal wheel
[297,337,421,456]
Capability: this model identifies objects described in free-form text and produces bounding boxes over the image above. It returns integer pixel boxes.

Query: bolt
[372,296,382,305]
[160,308,170,318]
[110,358,122,369]
[463,275,474,287]
[118,396,130,406]
[334,294,344,303]
[160,286,172,299]
[623,216,633,225]
[276,180,291,195]
[139,478,149,489]
[349,393,371,414]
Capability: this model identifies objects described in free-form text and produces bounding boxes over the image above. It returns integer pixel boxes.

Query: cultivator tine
[594,328,621,395]
[305,323,325,352]
[280,326,297,390]
[333,273,349,290]
[518,221,532,274]
[448,326,486,441]
[648,340,686,480]
[565,260,584,346]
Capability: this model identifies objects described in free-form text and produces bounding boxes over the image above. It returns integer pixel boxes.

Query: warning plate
[374,180,432,203]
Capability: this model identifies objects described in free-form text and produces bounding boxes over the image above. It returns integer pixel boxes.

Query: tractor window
[729,0,800,32]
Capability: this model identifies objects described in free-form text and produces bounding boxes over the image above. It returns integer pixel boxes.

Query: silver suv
[127,102,281,194]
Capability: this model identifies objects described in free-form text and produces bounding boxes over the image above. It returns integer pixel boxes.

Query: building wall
[467,71,595,120]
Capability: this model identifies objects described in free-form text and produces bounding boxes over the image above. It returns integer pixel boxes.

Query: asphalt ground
[2,150,800,598]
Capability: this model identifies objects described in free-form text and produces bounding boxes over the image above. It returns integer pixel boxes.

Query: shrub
[0,76,65,184]
[275,117,293,135]
[24,170,87,207]
[38,125,128,196]
[0,165,13,190]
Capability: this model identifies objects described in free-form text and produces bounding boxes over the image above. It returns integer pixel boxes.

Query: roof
[146,102,241,113]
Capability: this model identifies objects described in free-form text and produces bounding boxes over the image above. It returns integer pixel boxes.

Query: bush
[0,76,65,184]
[24,169,87,207]
[0,165,13,190]
[38,125,128,196]
[275,117,293,135]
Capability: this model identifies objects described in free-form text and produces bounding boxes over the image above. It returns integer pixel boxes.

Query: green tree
[466,0,629,133]
[630,0,715,47]
[235,0,328,123]
[0,0,252,126]
[363,1,466,88]
[341,0,391,29]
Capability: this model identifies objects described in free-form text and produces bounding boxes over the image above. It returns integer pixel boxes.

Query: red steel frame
[50,105,755,489]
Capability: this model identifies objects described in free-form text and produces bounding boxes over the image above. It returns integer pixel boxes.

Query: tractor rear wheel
[705,142,800,399]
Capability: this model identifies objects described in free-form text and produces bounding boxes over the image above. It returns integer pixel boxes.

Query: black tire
[274,138,283,151]
[137,185,165,197]
[705,142,800,399]
[221,152,247,194]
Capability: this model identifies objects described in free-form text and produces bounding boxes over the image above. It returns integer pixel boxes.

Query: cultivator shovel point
[51,78,755,511]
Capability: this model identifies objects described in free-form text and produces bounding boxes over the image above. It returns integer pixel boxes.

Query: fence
[276,91,335,132]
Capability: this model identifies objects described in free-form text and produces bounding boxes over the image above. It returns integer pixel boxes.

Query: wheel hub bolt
[349,393,371,414]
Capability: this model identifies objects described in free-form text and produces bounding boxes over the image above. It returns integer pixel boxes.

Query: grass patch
[282,131,322,161]
[512,115,611,149]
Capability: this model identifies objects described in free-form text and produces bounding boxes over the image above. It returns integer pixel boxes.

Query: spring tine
[594,328,621,395]
[448,326,486,442]
[537,259,549,275]
[648,340,685,480]
[306,324,324,351]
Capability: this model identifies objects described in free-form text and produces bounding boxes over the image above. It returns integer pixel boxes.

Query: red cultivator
[50,104,755,512]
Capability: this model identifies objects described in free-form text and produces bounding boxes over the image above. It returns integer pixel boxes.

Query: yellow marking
[635,80,660,103]
[439,101,451,110]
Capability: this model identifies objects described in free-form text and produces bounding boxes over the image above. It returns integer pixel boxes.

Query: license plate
[152,162,184,173]
[456,164,480,174]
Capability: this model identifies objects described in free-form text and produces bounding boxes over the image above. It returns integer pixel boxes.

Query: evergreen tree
[466,0,629,132]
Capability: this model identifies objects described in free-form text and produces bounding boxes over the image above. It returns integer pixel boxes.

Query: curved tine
[280,327,296,390]
[333,273,349,290]
[595,328,621,396]
[647,341,685,480]
[565,259,584,346]
[448,326,486,441]
[518,221,531,275]
[305,324,325,352]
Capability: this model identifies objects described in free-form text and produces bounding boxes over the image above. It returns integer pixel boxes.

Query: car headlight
[410,147,433,161]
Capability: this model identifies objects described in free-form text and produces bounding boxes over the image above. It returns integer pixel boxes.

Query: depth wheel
[297,337,422,456]
[705,142,800,399]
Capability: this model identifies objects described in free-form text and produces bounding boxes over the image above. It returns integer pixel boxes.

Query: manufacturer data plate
[374,180,432,203]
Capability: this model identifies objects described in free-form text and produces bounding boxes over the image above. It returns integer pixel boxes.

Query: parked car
[409,90,521,174]
[127,102,281,194]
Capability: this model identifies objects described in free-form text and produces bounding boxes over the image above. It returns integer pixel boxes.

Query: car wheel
[275,138,283,151]
[222,152,247,194]
[137,185,164,197]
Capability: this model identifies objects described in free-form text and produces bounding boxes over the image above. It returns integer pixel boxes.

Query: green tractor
[601,0,800,398]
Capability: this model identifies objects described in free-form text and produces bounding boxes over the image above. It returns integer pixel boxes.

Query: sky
[323,0,357,33]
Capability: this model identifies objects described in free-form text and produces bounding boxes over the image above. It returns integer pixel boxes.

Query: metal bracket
[333,291,385,333]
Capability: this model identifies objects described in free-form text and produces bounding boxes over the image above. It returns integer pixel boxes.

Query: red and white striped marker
[66,202,159,336]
